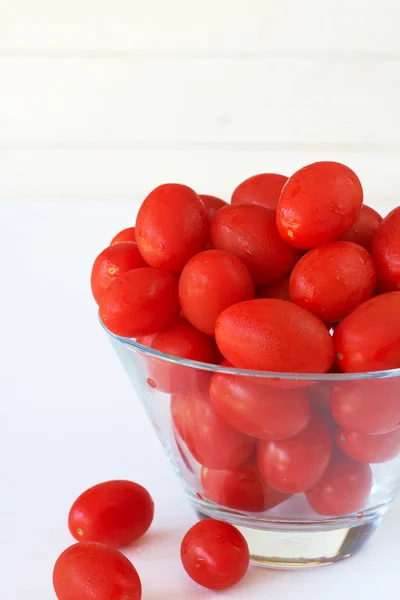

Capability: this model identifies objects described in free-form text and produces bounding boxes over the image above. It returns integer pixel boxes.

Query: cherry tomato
[257,277,290,301]
[276,161,363,248]
[179,249,255,335]
[340,204,382,250]
[135,183,208,272]
[215,299,334,373]
[53,542,142,600]
[371,206,400,291]
[231,173,288,211]
[180,519,249,590]
[201,461,289,512]
[209,372,310,439]
[198,194,227,219]
[210,204,299,285]
[145,316,218,393]
[91,243,147,305]
[333,291,400,372]
[330,378,400,434]
[306,453,372,516]
[136,333,158,347]
[68,480,154,547]
[100,268,179,337]
[171,391,254,469]
[110,226,136,245]
[289,241,376,322]
[335,427,400,463]
[257,413,332,493]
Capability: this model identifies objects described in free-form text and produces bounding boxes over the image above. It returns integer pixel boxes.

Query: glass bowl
[101,318,400,568]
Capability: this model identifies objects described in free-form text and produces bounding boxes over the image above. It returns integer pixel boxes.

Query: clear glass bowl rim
[99,316,400,382]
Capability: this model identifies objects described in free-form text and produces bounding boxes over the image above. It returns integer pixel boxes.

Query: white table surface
[1,198,399,600]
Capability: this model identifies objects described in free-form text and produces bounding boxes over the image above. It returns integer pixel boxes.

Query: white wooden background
[1,0,400,211]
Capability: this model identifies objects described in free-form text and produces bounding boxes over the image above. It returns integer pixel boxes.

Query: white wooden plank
[0,0,399,55]
[0,57,399,145]
[0,148,398,214]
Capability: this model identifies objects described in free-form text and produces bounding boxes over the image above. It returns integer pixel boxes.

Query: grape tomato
[231,173,288,211]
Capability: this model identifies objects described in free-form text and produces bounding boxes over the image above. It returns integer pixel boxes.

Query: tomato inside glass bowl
[100,317,400,568]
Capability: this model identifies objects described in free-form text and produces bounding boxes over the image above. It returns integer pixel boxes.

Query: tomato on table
[53,542,142,600]
[289,241,376,322]
[257,412,332,493]
[136,183,208,272]
[99,267,179,337]
[340,204,382,250]
[371,206,400,291]
[68,480,154,547]
[231,173,288,211]
[335,427,400,463]
[180,520,249,590]
[210,204,299,285]
[179,249,255,335]
[91,242,147,305]
[198,194,227,219]
[171,391,254,470]
[257,277,290,301]
[110,226,136,245]
[306,453,372,516]
[333,291,400,372]
[276,161,363,248]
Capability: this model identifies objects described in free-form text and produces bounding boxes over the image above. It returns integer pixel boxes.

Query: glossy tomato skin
[215,299,334,373]
[333,291,400,372]
[231,173,288,211]
[136,183,208,272]
[171,391,254,470]
[180,520,249,590]
[340,205,382,250]
[371,206,400,291]
[99,268,179,337]
[209,372,310,440]
[110,226,136,245]
[276,161,363,249]
[210,204,299,285]
[198,194,227,219]
[335,427,400,463]
[257,277,290,301]
[91,242,147,305]
[289,241,376,322]
[330,379,400,434]
[68,480,154,547]
[257,413,333,493]
[53,542,142,600]
[201,461,288,512]
[179,249,255,335]
[306,453,372,516]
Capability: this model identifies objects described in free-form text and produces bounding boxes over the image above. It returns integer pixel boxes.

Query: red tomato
[257,413,332,493]
[100,268,179,337]
[289,241,376,322]
[201,461,289,512]
[171,391,254,469]
[330,378,400,434]
[53,542,142,600]
[215,299,334,373]
[210,204,299,285]
[110,226,136,245]
[209,372,311,439]
[136,333,158,347]
[340,204,382,250]
[231,173,288,211]
[135,183,208,272]
[257,278,290,301]
[276,161,363,249]
[306,453,372,516]
[91,243,147,305]
[371,206,400,291]
[333,291,400,372]
[180,520,249,590]
[335,427,400,463]
[179,249,255,335]
[198,194,227,219]
[68,480,154,547]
